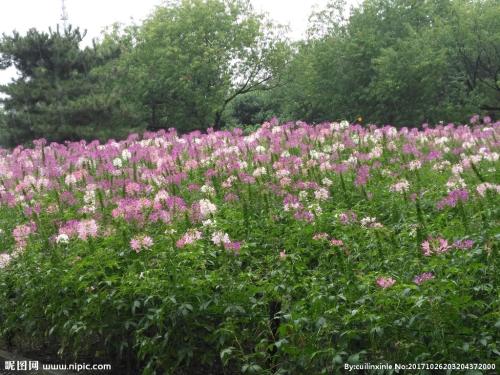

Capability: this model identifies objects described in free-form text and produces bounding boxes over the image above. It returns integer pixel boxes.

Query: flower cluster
[413,272,434,285]
[436,189,469,210]
[130,235,154,253]
[421,236,450,256]
[176,229,203,249]
[376,277,396,289]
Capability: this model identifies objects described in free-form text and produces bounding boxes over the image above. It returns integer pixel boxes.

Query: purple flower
[453,239,474,250]
[436,189,468,210]
[355,165,370,187]
[413,272,435,285]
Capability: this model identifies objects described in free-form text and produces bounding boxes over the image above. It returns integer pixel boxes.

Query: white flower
[361,217,383,228]
[361,217,376,227]
[252,167,267,177]
[330,122,341,131]
[255,145,266,154]
[389,179,410,193]
[484,152,498,162]
[276,169,290,178]
[202,219,216,227]
[435,137,449,145]
[211,231,230,246]
[332,143,345,152]
[200,185,215,195]
[347,155,358,166]
[339,120,349,129]
[408,160,422,171]
[121,149,132,161]
[199,199,217,218]
[314,188,329,201]
[432,161,451,172]
[65,174,77,185]
[462,141,475,149]
[446,177,466,192]
[56,234,70,244]
[322,177,332,187]
[112,158,123,168]
[452,164,463,175]
[0,253,12,269]
[322,145,332,153]
[308,203,322,216]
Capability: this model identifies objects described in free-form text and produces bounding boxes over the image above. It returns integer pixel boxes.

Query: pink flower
[330,239,344,247]
[421,236,449,256]
[77,219,99,241]
[142,236,154,248]
[376,277,396,289]
[338,211,357,225]
[130,238,141,252]
[13,222,37,250]
[355,165,370,187]
[279,250,287,260]
[413,272,435,285]
[131,235,154,253]
[421,240,432,256]
[176,229,203,248]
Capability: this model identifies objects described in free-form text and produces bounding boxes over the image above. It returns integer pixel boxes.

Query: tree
[276,0,499,126]
[0,26,141,146]
[0,107,6,146]
[115,0,289,132]
[446,0,500,115]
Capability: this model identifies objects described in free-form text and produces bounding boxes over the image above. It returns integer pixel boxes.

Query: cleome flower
[413,272,435,285]
[0,253,12,269]
[176,229,203,249]
[376,277,396,289]
[198,199,217,218]
[130,235,154,253]
[389,179,410,193]
[421,236,449,256]
[360,216,383,228]
[55,233,70,244]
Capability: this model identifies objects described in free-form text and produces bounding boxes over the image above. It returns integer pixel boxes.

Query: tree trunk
[148,101,157,131]
[214,111,222,130]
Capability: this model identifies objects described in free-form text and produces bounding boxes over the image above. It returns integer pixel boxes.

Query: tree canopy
[0,0,499,146]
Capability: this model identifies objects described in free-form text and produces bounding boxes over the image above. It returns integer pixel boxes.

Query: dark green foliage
[274,0,500,126]
[1,0,499,143]
[0,26,142,146]
[225,91,281,127]
[110,0,289,133]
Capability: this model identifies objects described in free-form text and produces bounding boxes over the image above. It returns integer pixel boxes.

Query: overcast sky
[0,0,358,85]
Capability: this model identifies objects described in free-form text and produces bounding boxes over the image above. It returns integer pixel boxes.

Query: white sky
[0,0,359,85]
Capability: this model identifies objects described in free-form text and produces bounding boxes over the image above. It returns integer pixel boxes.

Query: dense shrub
[0,119,499,374]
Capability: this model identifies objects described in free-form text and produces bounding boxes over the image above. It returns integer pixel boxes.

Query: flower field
[0,119,499,374]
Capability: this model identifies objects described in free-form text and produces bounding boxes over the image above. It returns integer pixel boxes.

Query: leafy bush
[0,119,499,374]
